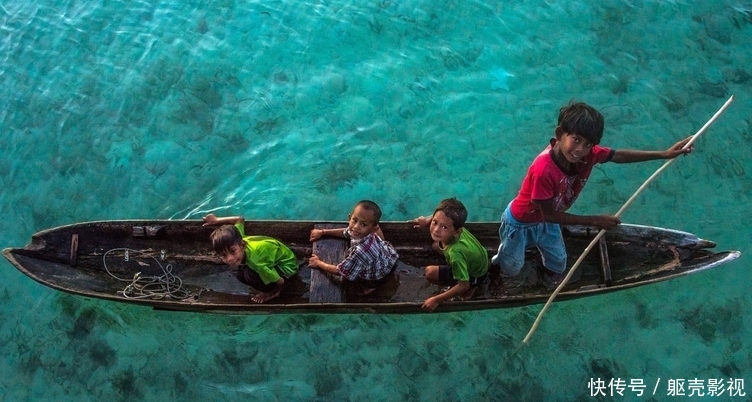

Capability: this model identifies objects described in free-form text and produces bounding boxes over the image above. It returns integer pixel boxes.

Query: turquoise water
[1,0,750,400]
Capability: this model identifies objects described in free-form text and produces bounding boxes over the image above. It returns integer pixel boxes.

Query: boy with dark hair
[203,213,299,303]
[412,198,489,312]
[492,101,693,288]
[309,200,399,295]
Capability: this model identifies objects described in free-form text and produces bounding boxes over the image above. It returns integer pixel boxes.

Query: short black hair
[433,198,467,229]
[557,102,604,145]
[355,200,382,223]
[209,225,243,254]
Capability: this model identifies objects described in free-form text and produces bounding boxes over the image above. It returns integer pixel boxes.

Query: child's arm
[308,254,341,276]
[202,213,244,226]
[309,228,347,242]
[611,136,693,163]
[537,199,620,230]
[410,216,432,229]
[422,282,470,312]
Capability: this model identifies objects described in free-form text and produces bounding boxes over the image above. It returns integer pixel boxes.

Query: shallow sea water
[1,0,750,400]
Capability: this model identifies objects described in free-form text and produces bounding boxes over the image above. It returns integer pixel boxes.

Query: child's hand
[592,215,621,231]
[422,296,440,312]
[202,213,218,226]
[411,216,431,228]
[664,136,694,159]
[309,229,323,242]
[308,254,322,268]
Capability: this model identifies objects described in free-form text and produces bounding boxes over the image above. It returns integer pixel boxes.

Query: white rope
[522,95,735,345]
[103,248,197,300]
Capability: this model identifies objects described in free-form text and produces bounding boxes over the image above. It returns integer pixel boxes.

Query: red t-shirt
[509,139,613,223]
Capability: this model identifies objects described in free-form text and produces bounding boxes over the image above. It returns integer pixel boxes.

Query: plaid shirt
[336,230,399,281]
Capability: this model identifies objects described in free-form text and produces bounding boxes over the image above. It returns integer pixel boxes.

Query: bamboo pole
[522,95,735,345]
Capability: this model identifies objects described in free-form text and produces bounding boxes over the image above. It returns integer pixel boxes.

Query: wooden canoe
[2,220,741,314]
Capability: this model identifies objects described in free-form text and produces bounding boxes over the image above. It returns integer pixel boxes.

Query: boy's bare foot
[541,270,566,290]
[535,264,569,290]
[358,287,376,296]
[251,289,281,303]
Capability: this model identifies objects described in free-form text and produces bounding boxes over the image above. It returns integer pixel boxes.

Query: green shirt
[235,223,298,285]
[443,228,489,282]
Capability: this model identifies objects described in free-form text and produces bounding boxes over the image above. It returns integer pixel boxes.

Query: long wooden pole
[521,95,735,345]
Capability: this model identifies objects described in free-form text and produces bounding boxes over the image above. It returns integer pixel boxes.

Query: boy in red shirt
[491,102,693,288]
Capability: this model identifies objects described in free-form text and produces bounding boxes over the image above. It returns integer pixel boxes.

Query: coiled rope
[103,248,199,300]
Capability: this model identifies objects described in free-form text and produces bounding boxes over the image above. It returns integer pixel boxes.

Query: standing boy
[203,213,299,303]
[492,102,693,287]
[412,198,489,312]
[308,200,399,295]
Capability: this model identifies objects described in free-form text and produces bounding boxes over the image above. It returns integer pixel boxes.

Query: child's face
[430,210,460,246]
[347,205,379,239]
[554,131,594,164]
[218,243,245,267]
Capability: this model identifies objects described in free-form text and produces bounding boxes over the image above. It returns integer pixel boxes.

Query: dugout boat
[2,220,741,314]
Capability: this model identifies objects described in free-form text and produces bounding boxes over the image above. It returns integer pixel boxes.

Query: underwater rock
[659,91,689,114]
[322,72,348,96]
[703,14,734,44]
[335,96,375,130]
[723,67,752,83]
[196,17,209,34]
[143,141,186,177]
[396,100,420,119]
[438,47,469,71]
[71,308,98,338]
[698,81,728,98]
[608,74,630,94]
[273,71,290,84]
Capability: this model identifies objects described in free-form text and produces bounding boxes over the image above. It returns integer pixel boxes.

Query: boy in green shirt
[203,213,299,303]
[412,198,489,312]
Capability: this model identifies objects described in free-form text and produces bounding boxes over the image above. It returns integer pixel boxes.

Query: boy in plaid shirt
[308,200,399,295]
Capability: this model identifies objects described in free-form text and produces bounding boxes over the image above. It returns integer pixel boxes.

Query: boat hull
[2,220,741,314]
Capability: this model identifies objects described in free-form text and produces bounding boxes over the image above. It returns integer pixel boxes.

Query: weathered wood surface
[598,236,612,287]
[2,220,741,314]
[309,223,347,303]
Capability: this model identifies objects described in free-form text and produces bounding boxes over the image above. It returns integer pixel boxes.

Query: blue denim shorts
[491,205,567,276]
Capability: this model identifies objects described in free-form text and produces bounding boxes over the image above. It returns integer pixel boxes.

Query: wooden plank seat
[309,223,348,303]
